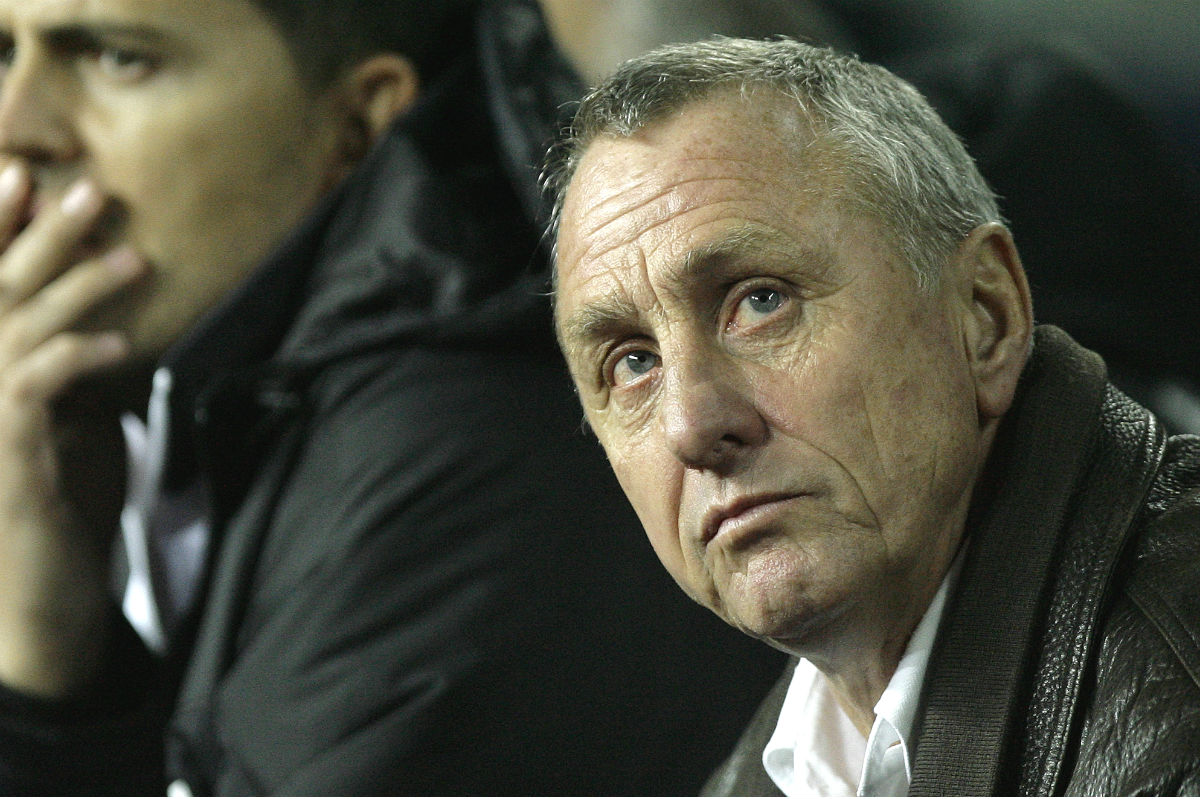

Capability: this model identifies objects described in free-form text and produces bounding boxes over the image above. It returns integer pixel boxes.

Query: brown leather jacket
[705,326,1200,795]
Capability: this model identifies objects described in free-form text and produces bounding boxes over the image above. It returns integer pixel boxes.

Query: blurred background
[539,0,1200,433]
[542,0,1200,175]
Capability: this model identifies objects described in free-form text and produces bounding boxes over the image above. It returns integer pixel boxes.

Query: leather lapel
[909,326,1162,794]
[1016,384,1166,792]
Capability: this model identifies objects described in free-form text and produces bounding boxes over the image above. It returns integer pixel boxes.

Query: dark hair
[250,0,481,88]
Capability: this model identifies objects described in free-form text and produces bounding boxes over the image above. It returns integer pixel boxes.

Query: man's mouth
[700,492,806,546]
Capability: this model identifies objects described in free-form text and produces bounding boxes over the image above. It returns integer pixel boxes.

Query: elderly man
[548,37,1200,795]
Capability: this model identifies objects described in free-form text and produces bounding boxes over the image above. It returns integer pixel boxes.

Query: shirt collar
[763,551,964,796]
[763,657,865,795]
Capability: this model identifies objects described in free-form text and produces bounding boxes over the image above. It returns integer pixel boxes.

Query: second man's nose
[0,50,82,163]
[658,348,767,472]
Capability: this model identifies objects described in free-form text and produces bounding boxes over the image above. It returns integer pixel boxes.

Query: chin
[729,600,827,646]
[720,580,827,645]
[716,560,854,654]
[79,281,169,358]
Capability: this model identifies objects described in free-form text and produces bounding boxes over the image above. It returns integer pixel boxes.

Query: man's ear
[335,53,420,162]
[955,223,1034,421]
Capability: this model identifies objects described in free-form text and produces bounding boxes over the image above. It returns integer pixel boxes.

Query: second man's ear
[337,53,421,160]
[955,223,1034,421]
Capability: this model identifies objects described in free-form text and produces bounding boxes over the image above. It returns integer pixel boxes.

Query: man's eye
[727,285,788,332]
[609,349,659,387]
[743,287,784,316]
[94,46,159,80]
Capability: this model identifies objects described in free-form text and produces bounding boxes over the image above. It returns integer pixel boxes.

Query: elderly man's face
[0,0,354,362]
[555,97,991,654]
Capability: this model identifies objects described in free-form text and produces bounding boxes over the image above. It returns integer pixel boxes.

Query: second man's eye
[94,46,159,81]
[726,283,792,334]
[744,287,784,315]
[724,284,792,331]
[611,350,659,387]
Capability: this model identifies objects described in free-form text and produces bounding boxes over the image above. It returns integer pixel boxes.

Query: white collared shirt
[762,556,962,796]
[119,367,209,653]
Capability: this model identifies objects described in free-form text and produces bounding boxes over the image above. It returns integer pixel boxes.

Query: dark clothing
[901,43,1200,399]
[704,326,1200,796]
[0,2,783,794]
[821,11,1200,411]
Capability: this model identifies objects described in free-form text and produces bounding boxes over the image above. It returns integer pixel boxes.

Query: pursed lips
[699,492,806,546]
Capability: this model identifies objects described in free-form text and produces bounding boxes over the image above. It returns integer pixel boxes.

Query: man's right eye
[92,45,160,82]
[607,349,659,388]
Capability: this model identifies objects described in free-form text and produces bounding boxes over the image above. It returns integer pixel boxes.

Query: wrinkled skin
[554,93,1031,725]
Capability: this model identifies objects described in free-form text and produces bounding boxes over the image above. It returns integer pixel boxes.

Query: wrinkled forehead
[554,95,835,321]
[558,137,751,283]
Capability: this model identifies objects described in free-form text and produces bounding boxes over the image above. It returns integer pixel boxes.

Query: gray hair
[544,37,1002,290]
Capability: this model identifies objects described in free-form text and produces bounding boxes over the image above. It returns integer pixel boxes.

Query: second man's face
[0,0,355,362]
[555,95,987,656]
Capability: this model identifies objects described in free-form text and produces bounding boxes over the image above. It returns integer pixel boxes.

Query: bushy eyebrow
[670,223,832,287]
[557,223,834,355]
[665,226,770,288]
[40,23,172,51]
[557,294,642,357]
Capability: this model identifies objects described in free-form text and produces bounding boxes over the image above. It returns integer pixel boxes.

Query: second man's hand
[0,160,144,698]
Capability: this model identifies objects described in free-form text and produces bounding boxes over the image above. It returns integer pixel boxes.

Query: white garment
[119,367,210,653]
[762,556,962,796]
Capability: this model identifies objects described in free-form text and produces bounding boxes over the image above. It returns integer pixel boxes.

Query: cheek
[842,324,980,531]
[607,440,690,578]
[85,89,335,270]
[755,312,977,515]
[76,91,338,359]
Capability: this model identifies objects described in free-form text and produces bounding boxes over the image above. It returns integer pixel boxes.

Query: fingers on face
[0,161,33,252]
[0,245,142,352]
[0,245,141,405]
[0,174,108,311]
[0,331,129,408]
[0,163,139,402]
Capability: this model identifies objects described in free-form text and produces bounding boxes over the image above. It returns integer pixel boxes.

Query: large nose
[0,50,80,162]
[658,346,767,472]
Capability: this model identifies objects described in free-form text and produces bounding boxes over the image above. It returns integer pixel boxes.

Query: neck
[806,623,912,738]
[60,361,156,422]
[789,548,960,738]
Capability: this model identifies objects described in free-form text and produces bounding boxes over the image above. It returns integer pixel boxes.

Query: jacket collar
[149,0,576,490]
[909,325,1166,794]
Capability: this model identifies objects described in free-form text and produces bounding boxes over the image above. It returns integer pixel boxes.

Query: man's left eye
[743,288,784,315]
[726,285,789,333]
[95,46,159,80]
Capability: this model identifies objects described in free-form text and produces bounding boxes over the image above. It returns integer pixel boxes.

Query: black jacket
[0,2,783,793]
[704,326,1200,795]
